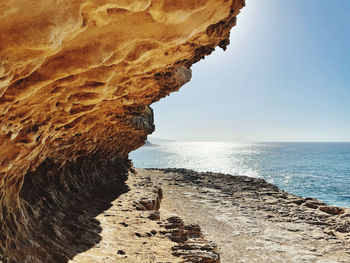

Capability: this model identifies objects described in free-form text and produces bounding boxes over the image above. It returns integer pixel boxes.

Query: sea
[130,141,350,208]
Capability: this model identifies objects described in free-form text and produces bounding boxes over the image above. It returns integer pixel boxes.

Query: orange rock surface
[0,0,245,261]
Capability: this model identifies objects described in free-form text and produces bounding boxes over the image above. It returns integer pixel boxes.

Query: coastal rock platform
[68,168,220,263]
[139,168,350,263]
[65,167,350,263]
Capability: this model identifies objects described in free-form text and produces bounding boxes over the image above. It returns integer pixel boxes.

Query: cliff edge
[0,0,245,261]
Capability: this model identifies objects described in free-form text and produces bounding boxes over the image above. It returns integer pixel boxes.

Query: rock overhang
[0,0,245,261]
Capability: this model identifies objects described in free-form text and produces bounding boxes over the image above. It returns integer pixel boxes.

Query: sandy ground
[69,171,181,263]
[140,169,350,263]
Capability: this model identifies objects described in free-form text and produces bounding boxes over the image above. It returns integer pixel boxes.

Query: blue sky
[150,0,350,142]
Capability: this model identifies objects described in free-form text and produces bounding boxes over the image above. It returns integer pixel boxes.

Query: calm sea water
[130,142,350,207]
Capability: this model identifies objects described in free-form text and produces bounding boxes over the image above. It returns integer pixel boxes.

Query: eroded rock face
[0,0,245,261]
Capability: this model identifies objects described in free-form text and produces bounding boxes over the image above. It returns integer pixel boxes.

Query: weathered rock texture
[144,168,350,262]
[67,168,220,263]
[0,0,245,261]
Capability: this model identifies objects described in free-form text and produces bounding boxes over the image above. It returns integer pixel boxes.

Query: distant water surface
[130,142,350,207]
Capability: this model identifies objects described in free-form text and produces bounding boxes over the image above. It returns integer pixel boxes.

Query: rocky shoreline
[64,167,350,263]
[141,168,350,263]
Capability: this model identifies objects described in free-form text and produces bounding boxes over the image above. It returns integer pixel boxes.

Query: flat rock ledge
[139,168,350,263]
[68,168,219,263]
[53,167,350,263]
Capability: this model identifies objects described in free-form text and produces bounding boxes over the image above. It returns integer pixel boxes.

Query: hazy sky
[150,0,350,142]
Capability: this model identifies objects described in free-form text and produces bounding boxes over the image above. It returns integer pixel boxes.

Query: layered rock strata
[163,217,220,263]
[131,173,221,263]
[0,0,245,261]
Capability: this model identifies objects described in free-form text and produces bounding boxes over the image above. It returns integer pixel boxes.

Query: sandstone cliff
[0,1,245,261]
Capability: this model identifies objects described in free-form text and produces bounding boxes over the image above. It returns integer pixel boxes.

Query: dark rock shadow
[18,157,130,263]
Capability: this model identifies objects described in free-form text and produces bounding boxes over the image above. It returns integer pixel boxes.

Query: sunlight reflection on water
[130,142,350,207]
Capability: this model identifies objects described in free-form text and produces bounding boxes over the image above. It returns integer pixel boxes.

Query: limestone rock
[0,0,245,261]
[134,186,163,211]
[161,217,220,263]
[319,206,345,215]
[144,168,350,263]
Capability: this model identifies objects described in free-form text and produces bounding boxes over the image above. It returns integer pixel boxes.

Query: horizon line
[148,139,350,143]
